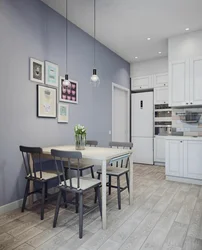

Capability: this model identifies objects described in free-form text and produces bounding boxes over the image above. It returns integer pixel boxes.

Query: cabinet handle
[186,103,188,105]
[140,87,142,88]
[190,102,193,104]
[180,141,182,143]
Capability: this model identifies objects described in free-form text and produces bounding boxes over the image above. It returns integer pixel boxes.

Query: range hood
[176,111,201,123]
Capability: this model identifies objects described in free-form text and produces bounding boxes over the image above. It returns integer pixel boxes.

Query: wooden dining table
[30,145,133,230]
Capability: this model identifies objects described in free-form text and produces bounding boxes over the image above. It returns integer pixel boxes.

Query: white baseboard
[166,175,202,185]
[0,199,23,215]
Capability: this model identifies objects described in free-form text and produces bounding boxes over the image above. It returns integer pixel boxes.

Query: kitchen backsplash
[172,107,202,136]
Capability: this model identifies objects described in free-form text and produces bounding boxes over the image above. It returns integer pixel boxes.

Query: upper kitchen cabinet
[131,75,153,90]
[154,73,168,87]
[169,60,190,107]
[154,86,168,104]
[190,57,202,105]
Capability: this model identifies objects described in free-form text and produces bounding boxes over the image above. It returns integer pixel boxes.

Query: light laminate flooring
[1,164,202,250]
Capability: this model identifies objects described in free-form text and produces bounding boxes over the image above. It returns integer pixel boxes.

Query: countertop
[165,136,202,141]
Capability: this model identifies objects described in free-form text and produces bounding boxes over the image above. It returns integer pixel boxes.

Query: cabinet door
[131,75,152,90]
[169,60,189,107]
[165,140,184,177]
[190,57,202,105]
[184,140,202,180]
[154,137,165,162]
[154,87,168,104]
[154,73,168,87]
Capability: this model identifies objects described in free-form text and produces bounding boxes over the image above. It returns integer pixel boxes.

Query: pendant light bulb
[63,74,71,87]
[90,68,100,87]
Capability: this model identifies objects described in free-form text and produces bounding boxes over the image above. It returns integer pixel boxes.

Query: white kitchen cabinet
[169,60,189,107]
[190,57,202,105]
[154,87,168,104]
[184,140,202,180]
[165,139,184,177]
[154,73,168,87]
[131,75,153,90]
[154,137,165,163]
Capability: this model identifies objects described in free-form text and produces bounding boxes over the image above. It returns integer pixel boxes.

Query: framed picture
[59,77,78,104]
[58,103,69,123]
[45,61,59,87]
[37,85,57,118]
[30,58,44,84]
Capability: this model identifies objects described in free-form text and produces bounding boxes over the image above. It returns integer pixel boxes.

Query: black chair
[51,149,102,239]
[64,140,98,178]
[19,146,62,220]
[96,141,133,210]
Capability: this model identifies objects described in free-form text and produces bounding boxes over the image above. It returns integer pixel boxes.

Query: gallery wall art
[59,77,78,104]
[30,58,44,84]
[45,61,59,87]
[37,85,57,118]
[58,103,69,123]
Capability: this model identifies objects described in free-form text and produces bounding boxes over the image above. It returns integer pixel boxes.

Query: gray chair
[64,140,98,178]
[51,149,102,239]
[19,146,63,220]
[96,141,133,210]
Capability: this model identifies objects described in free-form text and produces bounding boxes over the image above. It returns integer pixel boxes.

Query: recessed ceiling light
[158,52,162,54]
[185,28,190,31]
[147,38,151,41]
[135,56,138,59]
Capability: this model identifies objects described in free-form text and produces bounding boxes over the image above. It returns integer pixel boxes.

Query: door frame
[112,82,130,142]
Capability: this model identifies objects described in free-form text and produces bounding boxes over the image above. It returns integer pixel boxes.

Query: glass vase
[75,134,86,150]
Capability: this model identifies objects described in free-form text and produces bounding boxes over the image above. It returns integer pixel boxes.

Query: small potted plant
[74,124,86,150]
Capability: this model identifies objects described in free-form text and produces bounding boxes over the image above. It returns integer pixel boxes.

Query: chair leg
[45,182,48,200]
[94,173,101,203]
[108,175,112,195]
[97,186,102,218]
[75,193,79,213]
[62,191,67,208]
[80,170,83,177]
[21,179,30,212]
[53,190,62,228]
[90,166,95,178]
[126,172,130,193]
[79,193,83,239]
[65,168,68,179]
[117,176,121,210]
[41,182,46,220]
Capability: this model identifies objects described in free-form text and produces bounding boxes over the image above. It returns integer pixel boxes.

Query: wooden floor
[1,164,202,250]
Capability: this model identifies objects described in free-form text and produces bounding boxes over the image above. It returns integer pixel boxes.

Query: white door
[154,137,165,163]
[165,140,184,177]
[184,140,202,180]
[154,87,169,104]
[132,137,153,164]
[154,73,168,87]
[131,75,152,90]
[169,60,189,107]
[112,83,129,142]
[190,57,202,105]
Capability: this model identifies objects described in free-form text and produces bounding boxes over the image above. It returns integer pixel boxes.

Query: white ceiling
[41,0,202,63]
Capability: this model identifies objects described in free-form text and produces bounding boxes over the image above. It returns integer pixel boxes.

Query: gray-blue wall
[0,0,130,206]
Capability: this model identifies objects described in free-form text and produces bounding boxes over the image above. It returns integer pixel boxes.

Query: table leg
[129,153,133,205]
[101,160,107,229]
[28,153,34,206]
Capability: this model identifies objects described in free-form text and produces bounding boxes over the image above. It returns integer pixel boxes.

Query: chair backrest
[51,149,82,190]
[19,145,43,179]
[109,141,133,168]
[86,140,98,147]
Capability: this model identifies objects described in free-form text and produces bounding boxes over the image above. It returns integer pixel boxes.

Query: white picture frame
[45,61,59,87]
[58,103,69,123]
[30,58,44,84]
[59,77,78,104]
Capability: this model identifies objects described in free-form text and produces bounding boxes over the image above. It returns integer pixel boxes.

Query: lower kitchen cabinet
[154,137,165,163]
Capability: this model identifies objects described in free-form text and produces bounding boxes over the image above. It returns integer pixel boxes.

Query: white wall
[169,30,202,61]
[130,57,168,77]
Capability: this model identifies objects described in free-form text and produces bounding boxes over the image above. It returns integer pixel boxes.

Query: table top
[42,145,132,161]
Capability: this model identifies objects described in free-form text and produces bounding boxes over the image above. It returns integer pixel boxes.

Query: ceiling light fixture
[90,0,100,87]
[147,37,151,41]
[185,28,190,31]
[63,0,71,87]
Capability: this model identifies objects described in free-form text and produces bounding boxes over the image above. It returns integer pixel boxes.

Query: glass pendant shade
[90,69,100,87]
[63,74,71,87]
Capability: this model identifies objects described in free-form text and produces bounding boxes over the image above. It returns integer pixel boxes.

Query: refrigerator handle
[140,100,143,109]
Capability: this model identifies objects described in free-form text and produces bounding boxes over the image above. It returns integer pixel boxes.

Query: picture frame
[58,103,69,123]
[30,58,44,84]
[45,61,59,87]
[59,77,78,104]
[37,85,57,118]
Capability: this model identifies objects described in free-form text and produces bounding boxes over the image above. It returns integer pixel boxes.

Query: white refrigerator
[132,92,154,164]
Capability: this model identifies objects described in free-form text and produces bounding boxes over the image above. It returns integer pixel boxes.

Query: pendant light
[90,0,100,87]
[63,0,71,87]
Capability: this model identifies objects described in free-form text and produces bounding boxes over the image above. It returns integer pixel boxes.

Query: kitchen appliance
[155,104,172,136]
[132,92,154,164]
[176,111,201,123]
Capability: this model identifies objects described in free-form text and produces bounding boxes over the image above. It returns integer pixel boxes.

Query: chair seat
[61,177,101,191]
[97,166,129,176]
[28,170,59,180]
[64,160,94,170]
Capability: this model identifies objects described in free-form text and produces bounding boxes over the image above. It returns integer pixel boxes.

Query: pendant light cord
[66,0,68,74]
[94,0,96,68]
